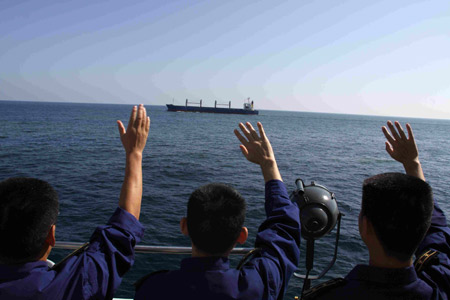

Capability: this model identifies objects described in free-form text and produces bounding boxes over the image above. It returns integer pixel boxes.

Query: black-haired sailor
[0,105,150,300]
[135,122,301,299]
[303,121,450,300]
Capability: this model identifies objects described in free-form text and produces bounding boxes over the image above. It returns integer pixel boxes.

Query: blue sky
[1,0,450,118]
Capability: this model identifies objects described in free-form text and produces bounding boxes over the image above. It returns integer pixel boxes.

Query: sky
[1,0,450,118]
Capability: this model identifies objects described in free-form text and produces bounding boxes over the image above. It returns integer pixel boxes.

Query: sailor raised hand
[234,122,282,183]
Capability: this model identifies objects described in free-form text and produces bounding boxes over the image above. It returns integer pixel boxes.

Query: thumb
[117,120,126,136]
[240,145,249,159]
[385,142,394,156]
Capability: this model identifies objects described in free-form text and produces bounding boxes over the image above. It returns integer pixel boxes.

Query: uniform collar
[180,257,230,272]
[347,264,417,285]
[0,261,48,281]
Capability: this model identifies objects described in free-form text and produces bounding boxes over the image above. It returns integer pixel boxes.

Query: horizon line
[1,99,449,121]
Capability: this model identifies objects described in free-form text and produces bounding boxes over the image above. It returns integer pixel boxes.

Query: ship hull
[166,104,258,115]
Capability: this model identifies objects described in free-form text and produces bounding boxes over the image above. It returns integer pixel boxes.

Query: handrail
[54,242,253,255]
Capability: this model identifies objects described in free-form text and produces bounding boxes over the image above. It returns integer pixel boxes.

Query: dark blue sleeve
[415,200,450,299]
[251,179,301,298]
[81,207,144,299]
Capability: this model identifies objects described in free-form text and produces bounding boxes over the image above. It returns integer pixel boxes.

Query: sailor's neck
[191,246,228,258]
[368,254,412,269]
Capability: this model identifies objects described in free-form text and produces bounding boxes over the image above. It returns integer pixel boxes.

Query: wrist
[402,159,421,170]
[260,159,282,182]
[126,151,143,160]
[402,159,425,181]
[260,158,277,169]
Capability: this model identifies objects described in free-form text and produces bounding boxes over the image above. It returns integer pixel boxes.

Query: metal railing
[53,242,254,300]
[54,241,253,255]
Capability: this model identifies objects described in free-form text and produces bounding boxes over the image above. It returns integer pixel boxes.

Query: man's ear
[236,227,248,245]
[358,211,364,235]
[180,217,189,236]
[46,225,56,247]
[360,214,376,245]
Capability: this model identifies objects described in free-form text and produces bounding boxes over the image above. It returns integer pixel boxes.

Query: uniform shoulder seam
[302,278,346,299]
[134,270,170,291]
[414,249,440,273]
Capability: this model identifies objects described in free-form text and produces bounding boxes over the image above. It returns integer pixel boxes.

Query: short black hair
[0,177,59,264]
[361,173,433,262]
[187,183,246,255]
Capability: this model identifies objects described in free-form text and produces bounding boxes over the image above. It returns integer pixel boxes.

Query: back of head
[362,173,433,262]
[0,177,59,264]
[187,183,246,255]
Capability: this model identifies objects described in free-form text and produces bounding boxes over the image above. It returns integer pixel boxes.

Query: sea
[1,100,450,299]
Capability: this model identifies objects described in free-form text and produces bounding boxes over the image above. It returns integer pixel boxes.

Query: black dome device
[290,178,342,297]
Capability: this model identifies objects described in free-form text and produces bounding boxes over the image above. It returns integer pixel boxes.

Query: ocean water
[1,100,450,299]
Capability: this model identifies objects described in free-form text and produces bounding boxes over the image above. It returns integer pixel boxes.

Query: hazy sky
[1,0,450,118]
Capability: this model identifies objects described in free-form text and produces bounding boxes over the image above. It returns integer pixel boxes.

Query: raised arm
[382,120,424,181]
[384,121,450,294]
[235,122,300,298]
[117,104,150,220]
[234,122,282,182]
[51,105,149,299]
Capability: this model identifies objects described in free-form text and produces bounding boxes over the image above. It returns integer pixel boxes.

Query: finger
[117,120,126,136]
[394,121,407,140]
[406,123,415,142]
[387,121,401,141]
[140,106,147,129]
[257,122,267,140]
[234,129,249,145]
[135,104,144,128]
[239,145,249,158]
[382,126,395,145]
[128,106,137,131]
[238,123,253,141]
[385,142,394,156]
[146,116,151,132]
[246,122,259,140]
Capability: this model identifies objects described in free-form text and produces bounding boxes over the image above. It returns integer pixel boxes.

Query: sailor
[0,105,150,300]
[134,122,301,299]
[303,121,450,300]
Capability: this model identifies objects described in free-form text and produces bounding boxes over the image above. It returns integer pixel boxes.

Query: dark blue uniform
[307,201,450,300]
[134,180,301,300]
[0,207,144,300]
